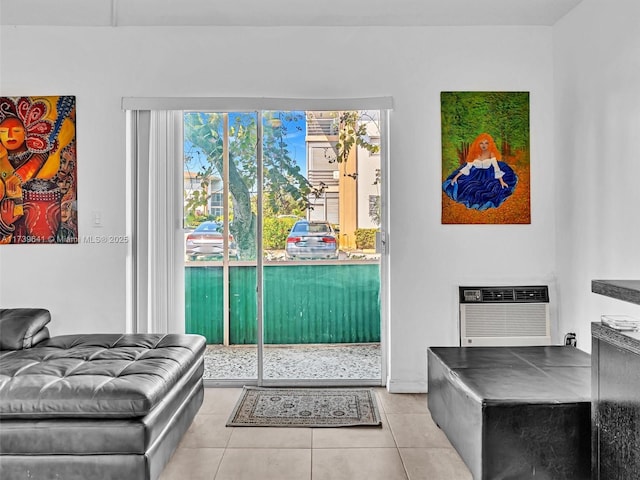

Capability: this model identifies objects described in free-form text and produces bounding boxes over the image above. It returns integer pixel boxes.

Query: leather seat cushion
[429,345,591,403]
[0,333,205,419]
[0,357,203,455]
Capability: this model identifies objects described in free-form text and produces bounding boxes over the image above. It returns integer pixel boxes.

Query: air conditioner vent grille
[515,287,549,302]
[460,286,549,303]
[481,288,515,302]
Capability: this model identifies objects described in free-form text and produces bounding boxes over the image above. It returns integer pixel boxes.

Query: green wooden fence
[185,263,381,344]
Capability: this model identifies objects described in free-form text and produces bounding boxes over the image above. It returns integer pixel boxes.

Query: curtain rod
[122,96,394,111]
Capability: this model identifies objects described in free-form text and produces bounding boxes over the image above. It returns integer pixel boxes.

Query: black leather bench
[427,346,591,480]
[0,308,206,480]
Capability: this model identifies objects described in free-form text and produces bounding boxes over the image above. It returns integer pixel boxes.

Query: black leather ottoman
[427,346,591,480]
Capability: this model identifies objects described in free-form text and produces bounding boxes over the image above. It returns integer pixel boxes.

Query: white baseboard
[386,379,427,393]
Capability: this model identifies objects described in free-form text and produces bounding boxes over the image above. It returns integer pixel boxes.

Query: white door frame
[123,97,392,388]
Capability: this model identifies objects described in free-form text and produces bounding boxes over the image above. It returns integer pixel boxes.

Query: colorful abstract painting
[0,96,77,243]
[441,92,530,224]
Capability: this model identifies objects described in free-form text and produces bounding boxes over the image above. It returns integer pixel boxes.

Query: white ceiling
[0,0,584,27]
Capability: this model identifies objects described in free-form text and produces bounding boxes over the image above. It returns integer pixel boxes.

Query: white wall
[0,25,557,391]
[554,0,640,352]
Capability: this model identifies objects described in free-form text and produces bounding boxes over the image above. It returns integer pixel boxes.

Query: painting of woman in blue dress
[442,132,517,211]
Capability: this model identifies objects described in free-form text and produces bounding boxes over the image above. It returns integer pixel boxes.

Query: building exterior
[305,111,381,249]
[183,171,224,219]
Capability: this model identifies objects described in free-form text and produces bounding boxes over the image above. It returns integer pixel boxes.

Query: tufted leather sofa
[0,308,206,480]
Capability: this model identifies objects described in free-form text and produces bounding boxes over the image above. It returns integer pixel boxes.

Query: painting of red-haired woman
[441,91,530,224]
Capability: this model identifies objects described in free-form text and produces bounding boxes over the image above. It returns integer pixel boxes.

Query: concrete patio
[203,343,381,382]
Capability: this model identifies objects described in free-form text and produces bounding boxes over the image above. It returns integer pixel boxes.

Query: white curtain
[126,110,184,334]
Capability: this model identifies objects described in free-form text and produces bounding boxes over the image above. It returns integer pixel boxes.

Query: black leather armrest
[0,308,51,350]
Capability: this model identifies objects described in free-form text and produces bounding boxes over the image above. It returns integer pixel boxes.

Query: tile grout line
[310,434,315,480]
[375,390,420,480]
[211,446,226,480]
[374,391,408,479]
[379,403,411,480]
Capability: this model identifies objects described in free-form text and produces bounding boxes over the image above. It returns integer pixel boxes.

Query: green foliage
[262,112,314,214]
[355,228,377,250]
[263,216,299,250]
[368,196,381,226]
[184,112,257,259]
[335,111,380,163]
[441,92,530,177]
[369,168,382,226]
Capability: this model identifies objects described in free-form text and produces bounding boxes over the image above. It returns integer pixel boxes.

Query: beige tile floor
[159,387,472,480]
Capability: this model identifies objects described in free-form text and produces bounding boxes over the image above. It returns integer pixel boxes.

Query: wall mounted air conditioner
[459,286,551,347]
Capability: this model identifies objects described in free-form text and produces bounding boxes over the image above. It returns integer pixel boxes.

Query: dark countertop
[592,322,640,356]
[592,280,640,305]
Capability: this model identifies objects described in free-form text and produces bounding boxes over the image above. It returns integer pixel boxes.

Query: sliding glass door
[182,107,385,386]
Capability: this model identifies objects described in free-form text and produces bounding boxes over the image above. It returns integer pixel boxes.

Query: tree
[335,111,380,163]
[370,168,381,226]
[185,112,315,259]
[184,111,380,259]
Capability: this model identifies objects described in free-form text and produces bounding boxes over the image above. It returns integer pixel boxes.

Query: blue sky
[186,111,307,176]
[277,111,307,175]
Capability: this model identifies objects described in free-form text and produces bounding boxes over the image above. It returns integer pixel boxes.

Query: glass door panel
[261,110,382,384]
[183,112,258,383]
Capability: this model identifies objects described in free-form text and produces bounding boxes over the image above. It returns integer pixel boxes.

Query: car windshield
[292,222,330,234]
[195,223,221,232]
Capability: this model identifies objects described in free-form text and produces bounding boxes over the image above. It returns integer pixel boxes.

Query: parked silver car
[185,221,238,260]
[285,220,338,260]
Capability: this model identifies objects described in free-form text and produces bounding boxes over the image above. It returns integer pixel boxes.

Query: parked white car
[285,220,338,260]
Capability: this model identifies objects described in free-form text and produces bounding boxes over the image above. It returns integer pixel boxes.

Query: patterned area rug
[226,386,382,427]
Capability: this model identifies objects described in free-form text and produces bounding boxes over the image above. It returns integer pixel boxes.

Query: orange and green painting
[0,96,77,244]
[441,91,530,224]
